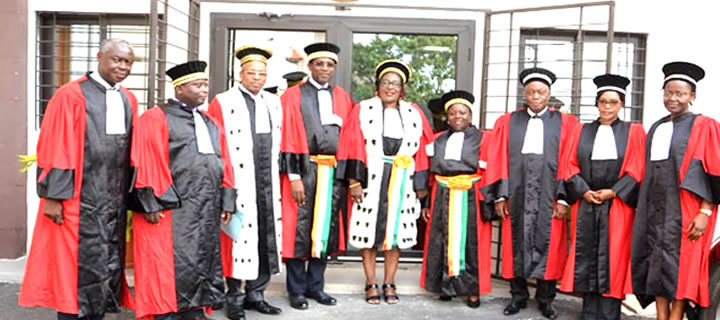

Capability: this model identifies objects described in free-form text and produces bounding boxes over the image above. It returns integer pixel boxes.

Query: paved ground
[0,259,654,319]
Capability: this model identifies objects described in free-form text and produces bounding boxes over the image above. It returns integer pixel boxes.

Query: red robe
[130,100,236,319]
[482,108,577,280]
[632,113,720,307]
[420,128,494,296]
[279,82,353,259]
[559,121,646,299]
[19,74,137,316]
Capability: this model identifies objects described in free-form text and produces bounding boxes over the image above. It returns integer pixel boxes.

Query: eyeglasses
[663,90,690,99]
[380,79,402,88]
[243,71,267,77]
[524,89,548,96]
[597,99,621,107]
[312,60,336,68]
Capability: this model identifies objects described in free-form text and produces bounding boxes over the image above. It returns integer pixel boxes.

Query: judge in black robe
[631,62,720,319]
[130,61,237,320]
[483,67,578,319]
[279,42,354,310]
[559,74,645,320]
[19,39,137,320]
[419,91,492,308]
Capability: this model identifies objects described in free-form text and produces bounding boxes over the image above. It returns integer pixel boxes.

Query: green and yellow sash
[381,155,413,251]
[435,174,480,277]
[310,155,337,258]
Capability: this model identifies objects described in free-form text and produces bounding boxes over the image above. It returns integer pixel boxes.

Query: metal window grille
[147,0,201,107]
[35,12,150,128]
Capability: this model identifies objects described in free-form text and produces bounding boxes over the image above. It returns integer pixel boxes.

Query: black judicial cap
[166,60,208,87]
[441,90,475,112]
[519,67,557,87]
[374,59,412,84]
[304,42,340,62]
[263,86,278,94]
[283,71,307,87]
[662,61,705,89]
[233,46,272,65]
[593,74,630,95]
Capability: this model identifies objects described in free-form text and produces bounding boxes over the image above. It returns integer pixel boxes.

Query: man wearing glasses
[483,67,578,319]
[279,42,354,310]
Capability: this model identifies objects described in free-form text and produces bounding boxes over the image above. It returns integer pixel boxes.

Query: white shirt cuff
[289,173,301,181]
[557,199,569,206]
[494,197,506,203]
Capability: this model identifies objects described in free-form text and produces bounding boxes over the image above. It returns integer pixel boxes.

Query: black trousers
[153,308,205,320]
[581,292,621,320]
[57,313,104,320]
[285,258,326,296]
[509,277,556,306]
[226,272,271,307]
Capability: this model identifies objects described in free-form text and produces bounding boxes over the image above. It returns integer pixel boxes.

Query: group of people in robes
[17,35,719,320]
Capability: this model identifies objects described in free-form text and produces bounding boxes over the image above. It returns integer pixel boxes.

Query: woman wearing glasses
[631,62,720,320]
[558,74,646,320]
[336,59,433,305]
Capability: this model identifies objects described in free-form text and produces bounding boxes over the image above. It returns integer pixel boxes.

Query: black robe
[421,127,492,296]
[19,73,136,317]
[130,99,236,318]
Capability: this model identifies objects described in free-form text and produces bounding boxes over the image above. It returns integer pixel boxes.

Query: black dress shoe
[226,303,245,320]
[289,294,309,310]
[439,295,453,301]
[503,300,527,315]
[243,300,282,315]
[466,298,481,309]
[539,303,558,319]
[306,291,337,305]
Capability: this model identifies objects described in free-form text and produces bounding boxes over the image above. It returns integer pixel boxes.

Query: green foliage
[352,34,457,105]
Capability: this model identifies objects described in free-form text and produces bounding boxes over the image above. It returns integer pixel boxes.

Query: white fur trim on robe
[215,86,283,280]
[348,97,422,250]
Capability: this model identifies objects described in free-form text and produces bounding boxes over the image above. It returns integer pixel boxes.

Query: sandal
[382,283,399,304]
[364,283,381,305]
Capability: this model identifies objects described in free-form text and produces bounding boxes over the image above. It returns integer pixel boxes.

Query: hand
[596,189,616,202]
[143,211,164,224]
[221,211,232,225]
[416,189,428,200]
[291,180,306,206]
[43,199,64,225]
[583,191,601,204]
[422,208,430,222]
[686,212,709,241]
[494,200,509,220]
[552,202,569,219]
[349,182,364,204]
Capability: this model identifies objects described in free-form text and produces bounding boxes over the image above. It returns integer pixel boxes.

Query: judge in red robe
[336,59,432,305]
[482,67,577,319]
[18,39,137,320]
[559,74,645,320]
[419,91,492,308]
[130,61,237,320]
[631,62,720,319]
[279,42,353,310]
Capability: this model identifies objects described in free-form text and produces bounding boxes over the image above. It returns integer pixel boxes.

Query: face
[663,80,695,116]
[96,44,134,86]
[239,60,267,95]
[597,91,623,124]
[523,81,551,113]
[447,104,472,132]
[377,72,403,105]
[307,57,336,85]
[175,79,208,107]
